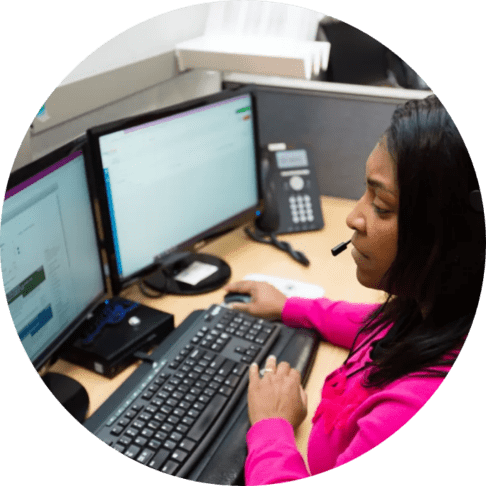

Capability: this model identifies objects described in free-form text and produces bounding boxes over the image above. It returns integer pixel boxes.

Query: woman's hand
[224,281,287,320]
[248,355,308,429]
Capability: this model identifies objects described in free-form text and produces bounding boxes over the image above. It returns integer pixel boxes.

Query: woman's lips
[351,245,369,261]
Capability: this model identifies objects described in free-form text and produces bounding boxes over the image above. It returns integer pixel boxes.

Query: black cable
[245,227,310,267]
[138,279,166,298]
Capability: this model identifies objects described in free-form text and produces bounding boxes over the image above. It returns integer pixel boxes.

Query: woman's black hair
[352,95,485,387]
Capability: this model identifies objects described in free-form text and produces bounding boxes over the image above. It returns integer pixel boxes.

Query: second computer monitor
[1,140,106,371]
[88,89,261,293]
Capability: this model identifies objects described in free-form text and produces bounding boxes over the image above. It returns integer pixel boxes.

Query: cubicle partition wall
[16,68,430,201]
[224,73,431,200]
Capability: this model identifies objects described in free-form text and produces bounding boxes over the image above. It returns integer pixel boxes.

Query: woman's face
[346,142,399,291]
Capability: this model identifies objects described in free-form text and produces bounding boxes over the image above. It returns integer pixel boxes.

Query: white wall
[60,4,211,85]
[13,4,213,171]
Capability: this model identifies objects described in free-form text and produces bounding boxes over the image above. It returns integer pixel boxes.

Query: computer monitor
[87,88,261,295]
[1,139,107,373]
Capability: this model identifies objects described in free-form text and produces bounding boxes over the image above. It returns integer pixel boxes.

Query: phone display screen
[275,149,309,169]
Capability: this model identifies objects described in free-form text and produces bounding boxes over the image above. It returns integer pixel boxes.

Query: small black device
[332,239,352,256]
[256,146,324,234]
[61,297,174,378]
[223,292,252,304]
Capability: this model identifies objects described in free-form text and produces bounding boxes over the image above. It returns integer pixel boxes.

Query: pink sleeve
[331,376,443,469]
[281,297,380,349]
[245,418,310,485]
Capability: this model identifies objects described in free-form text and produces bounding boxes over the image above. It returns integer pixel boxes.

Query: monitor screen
[88,89,260,292]
[1,141,106,370]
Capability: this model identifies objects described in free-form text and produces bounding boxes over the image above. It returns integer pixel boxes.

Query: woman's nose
[346,201,365,233]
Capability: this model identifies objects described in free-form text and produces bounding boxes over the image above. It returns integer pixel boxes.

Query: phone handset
[255,149,280,233]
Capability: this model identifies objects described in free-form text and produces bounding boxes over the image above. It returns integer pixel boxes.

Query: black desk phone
[256,145,324,234]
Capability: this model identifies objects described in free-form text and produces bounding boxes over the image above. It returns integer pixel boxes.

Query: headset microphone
[331,239,352,256]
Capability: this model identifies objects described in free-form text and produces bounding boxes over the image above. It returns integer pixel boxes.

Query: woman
[225,95,485,485]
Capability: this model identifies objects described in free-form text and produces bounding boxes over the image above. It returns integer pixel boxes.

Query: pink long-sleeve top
[245,297,454,485]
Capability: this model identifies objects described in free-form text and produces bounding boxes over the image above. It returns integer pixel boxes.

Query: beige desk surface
[49,196,385,460]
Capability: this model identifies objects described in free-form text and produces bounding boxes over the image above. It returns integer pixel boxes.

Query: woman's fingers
[265,355,277,371]
[249,362,260,386]
[276,360,291,377]
[247,357,307,428]
[225,280,256,294]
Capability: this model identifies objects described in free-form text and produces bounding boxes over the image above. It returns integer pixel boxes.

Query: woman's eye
[372,203,390,215]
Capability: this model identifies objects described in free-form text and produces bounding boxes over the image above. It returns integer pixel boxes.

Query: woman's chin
[356,268,384,291]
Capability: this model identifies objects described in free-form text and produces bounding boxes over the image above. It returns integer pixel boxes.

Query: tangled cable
[244,227,310,267]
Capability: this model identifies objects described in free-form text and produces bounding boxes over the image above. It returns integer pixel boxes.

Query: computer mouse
[224,292,252,304]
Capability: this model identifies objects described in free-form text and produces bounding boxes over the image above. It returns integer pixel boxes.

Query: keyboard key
[218,359,236,377]
[148,420,161,430]
[179,438,196,452]
[175,424,189,434]
[137,448,154,465]
[218,386,233,396]
[170,432,183,442]
[164,440,177,450]
[132,420,145,429]
[155,431,168,441]
[125,428,138,438]
[224,375,240,388]
[171,449,188,463]
[118,435,131,446]
[162,460,179,475]
[187,394,227,442]
[141,428,155,438]
[125,445,141,459]
[134,436,147,447]
[161,423,174,433]
[233,363,248,376]
[111,426,124,436]
[145,405,157,414]
[148,439,162,450]
[148,449,170,470]
[181,416,195,426]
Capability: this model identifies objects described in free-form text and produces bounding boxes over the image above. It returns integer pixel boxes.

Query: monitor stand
[143,252,231,295]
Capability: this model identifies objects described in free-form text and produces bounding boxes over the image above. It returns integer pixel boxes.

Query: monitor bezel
[3,137,109,372]
[86,86,263,294]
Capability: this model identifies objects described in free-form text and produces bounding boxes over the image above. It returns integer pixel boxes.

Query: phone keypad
[289,194,314,224]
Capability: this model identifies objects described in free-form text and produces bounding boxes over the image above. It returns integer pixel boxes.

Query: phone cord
[244,227,310,267]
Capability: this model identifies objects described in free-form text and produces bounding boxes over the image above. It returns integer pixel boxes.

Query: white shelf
[175,34,330,80]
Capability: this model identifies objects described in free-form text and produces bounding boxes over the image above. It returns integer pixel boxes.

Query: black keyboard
[84,304,281,478]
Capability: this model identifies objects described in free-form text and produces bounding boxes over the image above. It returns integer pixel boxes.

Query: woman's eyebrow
[366,177,397,196]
